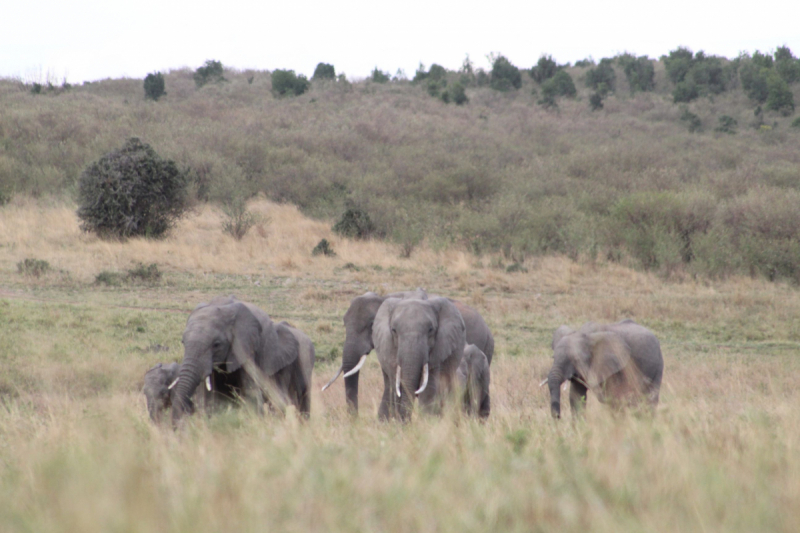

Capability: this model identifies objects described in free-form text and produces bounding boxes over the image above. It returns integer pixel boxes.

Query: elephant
[321,289,494,415]
[457,344,491,419]
[142,362,180,423]
[372,296,466,421]
[170,295,314,424]
[545,319,664,419]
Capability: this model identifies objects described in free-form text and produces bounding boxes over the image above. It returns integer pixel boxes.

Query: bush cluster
[77,138,190,240]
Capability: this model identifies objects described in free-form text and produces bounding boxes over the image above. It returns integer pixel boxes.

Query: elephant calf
[457,344,491,419]
[545,319,664,418]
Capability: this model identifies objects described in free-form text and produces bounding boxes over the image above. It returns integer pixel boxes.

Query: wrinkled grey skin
[547,319,664,419]
[328,289,494,414]
[372,297,466,421]
[457,344,491,420]
[171,295,313,425]
[142,362,180,423]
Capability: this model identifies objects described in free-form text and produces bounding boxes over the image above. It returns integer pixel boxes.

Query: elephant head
[372,297,466,420]
[142,362,179,423]
[321,289,428,411]
[546,320,663,418]
[171,298,299,424]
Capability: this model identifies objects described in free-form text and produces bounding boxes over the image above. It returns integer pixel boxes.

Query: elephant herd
[143,291,665,426]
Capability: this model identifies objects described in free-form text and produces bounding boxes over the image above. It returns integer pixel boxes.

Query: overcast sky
[3,0,799,83]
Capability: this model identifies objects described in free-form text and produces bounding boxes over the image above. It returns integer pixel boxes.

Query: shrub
[17,258,50,278]
[766,71,795,116]
[333,208,375,239]
[530,55,559,83]
[271,70,310,97]
[370,68,390,84]
[77,138,190,240]
[616,54,655,93]
[449,82,468,105]
[312,239,336,256]
[193,60,226,88]
[585,58,616,94]
[715,115,738,134]
[143,72,166,101]
[490,55,521,91]
[312,63,336,81]
[680,108,702,132]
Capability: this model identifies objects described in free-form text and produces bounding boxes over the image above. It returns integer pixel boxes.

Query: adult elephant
[321,290,494,414]
[170,295,313,424]
[545,320,663,419]
[372,297,466,420]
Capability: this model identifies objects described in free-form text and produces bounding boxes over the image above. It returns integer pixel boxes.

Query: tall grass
[1,201,800,531]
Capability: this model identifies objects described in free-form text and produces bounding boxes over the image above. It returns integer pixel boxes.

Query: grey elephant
[372,296,466,421]
[170,295,314,424]
[457,344,491,419]
[142,362,180,423]
[321,289,494,415]
[545,319,664,419]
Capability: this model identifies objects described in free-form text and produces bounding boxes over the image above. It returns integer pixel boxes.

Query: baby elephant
[545,319,664,418]
[457,344,491,419]
[142,362,180,423]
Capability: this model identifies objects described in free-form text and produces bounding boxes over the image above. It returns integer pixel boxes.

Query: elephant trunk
[341,337,366,414]
[171,358,203,425]
[547,366,565,419]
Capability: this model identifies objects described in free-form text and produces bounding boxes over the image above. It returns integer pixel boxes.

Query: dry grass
[1,200,800,531]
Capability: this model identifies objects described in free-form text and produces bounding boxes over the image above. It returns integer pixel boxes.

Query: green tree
[143,72,166,101]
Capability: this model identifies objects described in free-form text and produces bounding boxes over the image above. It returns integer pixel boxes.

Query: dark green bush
[617,54,655,93]
[370,68,390,84]
[333,208,375,239]
[766,71,795,116]
[143,72,166,101]
[585,58,616,94]
[312,238,336,256]
[312,63,336,81]
[490,55,521,91]
[715,115,738,134]
[530,55,559,83]
[271,70,310,97]
[17,258,51,278]
[77,138,190,240]
[193,60,226,88]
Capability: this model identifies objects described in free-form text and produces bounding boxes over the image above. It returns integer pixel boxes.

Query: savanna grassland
[2,52,800,532]
[1,199,800,532]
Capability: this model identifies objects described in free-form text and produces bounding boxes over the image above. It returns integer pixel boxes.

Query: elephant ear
[372,298,400,361]
[226,302,264,374]
[265,322,301,376]
[429,297,466,366]
[586,331,632,388]
[552,325,573,350]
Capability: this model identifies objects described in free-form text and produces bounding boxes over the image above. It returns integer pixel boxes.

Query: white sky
[3,0,800,83]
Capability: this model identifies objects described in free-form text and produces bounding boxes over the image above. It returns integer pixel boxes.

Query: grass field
[1,199,799,532]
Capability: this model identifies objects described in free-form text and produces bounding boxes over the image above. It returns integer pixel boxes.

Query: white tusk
[321,367,343,392]
[343,355,367,378]
[396,365,402,397]
[206,376,212,391]
[415,364,429,395]
[539,378,548,388]
[168,377,179,390]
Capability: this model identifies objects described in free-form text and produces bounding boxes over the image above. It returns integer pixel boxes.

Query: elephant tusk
[396,365,402,397]
[539,378,548,388]
[320,367,343,392]
[206,376,212,392]
[168,377,179,390]
[343,355,367,378]
[415,364,429,396]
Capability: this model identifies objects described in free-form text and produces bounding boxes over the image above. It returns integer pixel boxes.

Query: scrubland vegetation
[1,45,800,531]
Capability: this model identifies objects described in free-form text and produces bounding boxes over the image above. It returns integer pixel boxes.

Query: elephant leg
[569,380,588,416]
[378,370,392,421]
